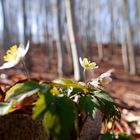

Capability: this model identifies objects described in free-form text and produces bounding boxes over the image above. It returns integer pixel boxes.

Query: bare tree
[95,0,104,61]
[136,0,140,49]
[56,0,65,76]
[122,0,137,75]
[1,0,11,52]
[22,0,32,71]
[121,25,130,71]
[109,0,117,58]
[44,0,53,69]
[65,0,81,81]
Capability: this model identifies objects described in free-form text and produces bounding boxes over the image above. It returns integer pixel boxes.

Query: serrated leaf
[95,97,120,121]
[79,96,98,120]
[92,90,113,102]
[90,89,120,121]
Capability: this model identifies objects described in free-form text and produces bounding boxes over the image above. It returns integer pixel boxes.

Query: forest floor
[0,44,140,139]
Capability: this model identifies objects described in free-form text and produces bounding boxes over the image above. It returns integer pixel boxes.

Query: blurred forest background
[0,0,140,79]
[0,0,140,138]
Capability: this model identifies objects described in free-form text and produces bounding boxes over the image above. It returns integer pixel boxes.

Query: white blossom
[79,57,98,70]
[0,41,29,70]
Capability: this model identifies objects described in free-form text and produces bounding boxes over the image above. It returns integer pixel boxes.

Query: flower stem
[104,119,108,133]
[83,69,86,83]
[21,58,30,80]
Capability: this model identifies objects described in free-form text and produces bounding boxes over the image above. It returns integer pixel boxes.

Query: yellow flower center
[83,58,90,67]
[4,45,18,62]
[83,58,96,69]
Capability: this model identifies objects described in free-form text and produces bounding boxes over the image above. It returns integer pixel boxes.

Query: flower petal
[19,41,29,58]
[24,41,30,56]
[89,79,99,87]
[0,60,19,70]
[79,57,84,67]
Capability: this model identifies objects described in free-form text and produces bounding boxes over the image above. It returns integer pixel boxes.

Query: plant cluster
[0,43,120,140]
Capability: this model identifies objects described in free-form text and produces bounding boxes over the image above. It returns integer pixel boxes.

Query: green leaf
[101,133,136,140]
[53,78,86,90]
[33,92,54,119]
[32,95,47,119]
[93,90,113,102]
[43,103,61,139]
[56,96,78,140]
[5,80,48,102]
[70,88,84,96]
[88,89,120,121]
[0,101,14,116]
[118,133,136,140]
[43,95,78,140]
[79,96,99,120]
[53,78,73,85]
[95,98,120,121]
[15,88,39,102]
[101,133,112,140]
[52,78,88,96]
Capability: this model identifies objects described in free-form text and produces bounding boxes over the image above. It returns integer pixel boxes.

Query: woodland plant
[0,42,120,140]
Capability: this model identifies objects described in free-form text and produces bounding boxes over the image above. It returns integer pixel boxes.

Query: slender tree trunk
[122,0,137,75]
[109,0,117,58]
[45,1,53,69]
[95,0,104,61]
[65,0,81,81]
[56,0,65,76]
[121,26,129,71]
[136,0,140,49]
[22,0,32,71]
[22,0,28,45]
[80,1,87,57]
[71,1,84,79]
[1,0,11,52]
[65,34,73,74]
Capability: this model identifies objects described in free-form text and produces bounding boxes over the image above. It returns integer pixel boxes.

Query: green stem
[104,119,108,133]
[21,58,30,80]
[83,69,86,83]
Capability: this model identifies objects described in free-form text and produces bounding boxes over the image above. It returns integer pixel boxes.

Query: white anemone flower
[0,41,29,70]
[98,70,113,85]
[89,69,114,87]
[89,78,99,88]
[79,57,98,70]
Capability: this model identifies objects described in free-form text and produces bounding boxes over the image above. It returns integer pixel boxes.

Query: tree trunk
[56,0,65,76]
[65,0,81,81]
[1,0,11,52]
[136,0,140,48]
[109,0,117,58]
[95,0,104,61]
[44,1,53,69]
[22,0,32,71]
[120,24,129,71]
[122,0,137,75]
